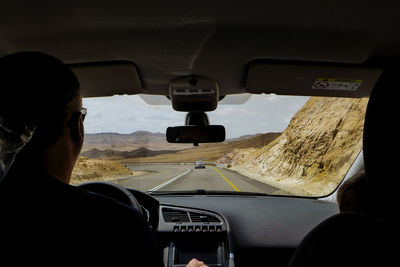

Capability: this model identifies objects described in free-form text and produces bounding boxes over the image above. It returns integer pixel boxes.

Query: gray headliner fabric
[1,0,400,96]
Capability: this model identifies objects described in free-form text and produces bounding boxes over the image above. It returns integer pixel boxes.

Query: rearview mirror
[166,125,225,144]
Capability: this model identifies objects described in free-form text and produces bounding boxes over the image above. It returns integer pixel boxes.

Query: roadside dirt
[71,156,134,185]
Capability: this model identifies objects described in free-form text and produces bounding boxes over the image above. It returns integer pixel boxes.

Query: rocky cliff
[218,97,368,196]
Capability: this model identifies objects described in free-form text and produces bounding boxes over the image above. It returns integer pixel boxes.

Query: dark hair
[337,170,370,213]
[0,51,80,150]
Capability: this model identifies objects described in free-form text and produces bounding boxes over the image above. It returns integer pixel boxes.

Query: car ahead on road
[1,1,400,266]
[194,161,206,169]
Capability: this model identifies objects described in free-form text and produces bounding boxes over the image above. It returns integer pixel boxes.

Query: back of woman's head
[337,170,370,214]
[0,52,80,173]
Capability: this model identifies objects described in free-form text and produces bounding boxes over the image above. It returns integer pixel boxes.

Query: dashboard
[158,205,231,267]
[128,188,339,267]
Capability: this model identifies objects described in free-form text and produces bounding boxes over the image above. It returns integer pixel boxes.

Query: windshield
[72,94,367,197]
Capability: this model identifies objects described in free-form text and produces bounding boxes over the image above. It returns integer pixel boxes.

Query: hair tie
[0,116,36,182]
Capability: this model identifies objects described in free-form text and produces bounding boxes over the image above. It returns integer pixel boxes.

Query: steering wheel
[77,181,143,216]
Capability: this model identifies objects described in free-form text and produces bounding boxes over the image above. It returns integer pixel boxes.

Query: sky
[82,94,309,138]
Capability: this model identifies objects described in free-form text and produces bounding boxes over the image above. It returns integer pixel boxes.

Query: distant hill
[224,133,281,150]
[81,147,180,160]
[226,134,260,142]
[124,132,281,163]
[84,131,164,146]
[82,131,191,151]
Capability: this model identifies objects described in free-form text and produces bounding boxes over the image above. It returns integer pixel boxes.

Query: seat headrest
[363,63,400,214]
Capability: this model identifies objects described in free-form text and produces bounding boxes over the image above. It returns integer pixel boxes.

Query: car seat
[287,64,400,267]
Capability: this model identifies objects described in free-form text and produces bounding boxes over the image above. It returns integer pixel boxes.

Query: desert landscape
[72,96,368,196]
[217,97,368,196]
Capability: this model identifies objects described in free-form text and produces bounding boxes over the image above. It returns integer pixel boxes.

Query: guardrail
[122,161,220,166]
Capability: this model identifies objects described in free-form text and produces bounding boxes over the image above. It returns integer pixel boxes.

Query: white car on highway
[194,161,205,169]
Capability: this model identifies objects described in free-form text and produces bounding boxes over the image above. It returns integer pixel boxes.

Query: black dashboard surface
[153,195,338,248]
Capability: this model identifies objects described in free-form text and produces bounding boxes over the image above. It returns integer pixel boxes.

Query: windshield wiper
[147,189,270,197]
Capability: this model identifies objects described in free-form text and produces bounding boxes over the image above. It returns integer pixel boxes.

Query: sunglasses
[80,107,87,122]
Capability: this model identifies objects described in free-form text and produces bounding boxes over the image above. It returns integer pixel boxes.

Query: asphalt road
[114,164,290,196]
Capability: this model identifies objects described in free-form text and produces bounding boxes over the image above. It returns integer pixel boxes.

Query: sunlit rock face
[219,97,368,196]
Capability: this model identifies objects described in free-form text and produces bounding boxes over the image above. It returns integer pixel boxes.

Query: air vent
[189,211,221,223]
[162,208,190,223]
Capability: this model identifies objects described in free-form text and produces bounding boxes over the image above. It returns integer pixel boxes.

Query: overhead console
[158,205,233,267]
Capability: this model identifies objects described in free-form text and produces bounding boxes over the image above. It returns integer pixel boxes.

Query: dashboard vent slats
[162,207,222,223]
[189,211,221,223]
[162,208,190,223]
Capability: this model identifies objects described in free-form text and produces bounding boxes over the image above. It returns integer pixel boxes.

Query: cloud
[82,94,309,138]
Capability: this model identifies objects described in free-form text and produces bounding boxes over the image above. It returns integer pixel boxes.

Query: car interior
[1,0,400,266]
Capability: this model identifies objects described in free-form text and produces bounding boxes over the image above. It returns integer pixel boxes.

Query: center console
[157,205,233,267]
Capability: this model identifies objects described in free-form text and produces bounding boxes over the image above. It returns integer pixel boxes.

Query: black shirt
[0,170,164,266]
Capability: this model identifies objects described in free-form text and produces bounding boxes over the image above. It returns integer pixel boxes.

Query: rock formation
[218,97,368,196]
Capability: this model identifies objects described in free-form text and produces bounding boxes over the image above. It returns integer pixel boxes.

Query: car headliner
[1,0,399,98]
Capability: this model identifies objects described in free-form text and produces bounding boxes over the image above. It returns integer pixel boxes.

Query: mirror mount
[167,108,225,147]
[184,112,211,145]
[185,112,209,126]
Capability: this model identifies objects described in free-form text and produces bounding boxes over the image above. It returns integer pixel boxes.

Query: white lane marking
[147,168,191,192]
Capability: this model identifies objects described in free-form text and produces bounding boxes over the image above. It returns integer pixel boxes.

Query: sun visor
[246,62,383,97]
[70,61,142,97]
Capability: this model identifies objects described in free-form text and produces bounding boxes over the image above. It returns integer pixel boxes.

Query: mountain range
[81,147,179,160]
[82,131,191,151]
[123,132,281,163]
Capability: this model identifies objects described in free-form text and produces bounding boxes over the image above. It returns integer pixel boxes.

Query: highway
[114,163,290,195]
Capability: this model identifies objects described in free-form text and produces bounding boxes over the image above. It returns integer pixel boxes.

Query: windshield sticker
[312,78,363,91]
